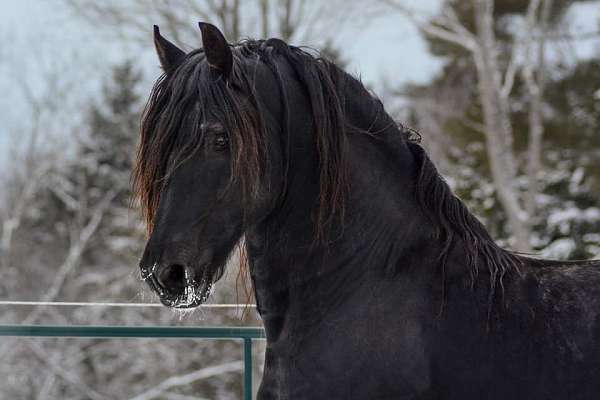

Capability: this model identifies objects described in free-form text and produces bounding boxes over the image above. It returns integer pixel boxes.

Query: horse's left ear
[153,25,186,73]
[198,22,233,79]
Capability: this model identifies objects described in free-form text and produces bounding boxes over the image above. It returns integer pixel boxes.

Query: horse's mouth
[143,264,213,308]
[159,280,213,308]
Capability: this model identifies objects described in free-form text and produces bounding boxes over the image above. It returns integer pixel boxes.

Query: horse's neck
[247,131,445,337]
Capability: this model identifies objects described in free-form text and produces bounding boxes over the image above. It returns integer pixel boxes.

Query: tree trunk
[524,0,552,221]
[474,0,531,251]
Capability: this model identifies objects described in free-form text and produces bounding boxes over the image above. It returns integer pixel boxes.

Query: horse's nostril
[156,264,187,294]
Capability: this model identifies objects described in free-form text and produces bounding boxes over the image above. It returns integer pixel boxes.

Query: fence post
[244,337,253,400]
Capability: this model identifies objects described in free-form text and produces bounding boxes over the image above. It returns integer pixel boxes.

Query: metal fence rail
[0,325,266,400]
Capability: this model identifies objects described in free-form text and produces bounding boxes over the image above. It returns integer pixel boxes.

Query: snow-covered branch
[128,361,244,400]
[26,341,111,400]
[0,188,119,360]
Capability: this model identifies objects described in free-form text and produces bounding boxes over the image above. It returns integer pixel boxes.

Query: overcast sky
[0,0,445,89]
[1,0,599,165]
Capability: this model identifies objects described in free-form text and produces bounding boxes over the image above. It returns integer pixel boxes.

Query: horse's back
[431,258,600,400]
[494,259,600,399]
[524,258,600,353]
[521,259,600,398]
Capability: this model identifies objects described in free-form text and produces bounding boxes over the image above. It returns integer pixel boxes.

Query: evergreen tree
[77,61,144,265]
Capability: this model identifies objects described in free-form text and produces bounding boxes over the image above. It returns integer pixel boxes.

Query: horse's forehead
[172,50,286,123]
[239,59,286,117]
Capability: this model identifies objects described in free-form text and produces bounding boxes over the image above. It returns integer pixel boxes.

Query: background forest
[0,0,599,399]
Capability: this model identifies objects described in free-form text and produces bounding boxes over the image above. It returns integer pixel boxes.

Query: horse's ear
[153,25,185,74]
[198,22,232,79]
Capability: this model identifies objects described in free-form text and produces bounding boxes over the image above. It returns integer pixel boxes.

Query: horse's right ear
[198,22,232,79]
[153,25,185,74]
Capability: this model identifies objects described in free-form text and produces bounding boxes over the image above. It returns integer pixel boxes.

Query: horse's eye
[213,133,229,151]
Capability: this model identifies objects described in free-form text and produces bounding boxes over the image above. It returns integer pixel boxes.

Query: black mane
[407,141,523,313]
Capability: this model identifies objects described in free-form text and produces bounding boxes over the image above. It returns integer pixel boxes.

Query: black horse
[135,23,600,399]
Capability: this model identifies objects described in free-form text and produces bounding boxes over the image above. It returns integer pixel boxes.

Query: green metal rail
[0,325,265,400]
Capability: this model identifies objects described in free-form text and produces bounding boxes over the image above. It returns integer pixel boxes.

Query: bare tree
[127,361,244,400]
[523,0,553,221]
[473,0,531,250]
[382,0,568,251]
[65,0,354,47]
[0,61,79,274]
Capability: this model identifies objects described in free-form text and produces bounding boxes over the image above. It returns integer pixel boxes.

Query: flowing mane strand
[407,140,523,314]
